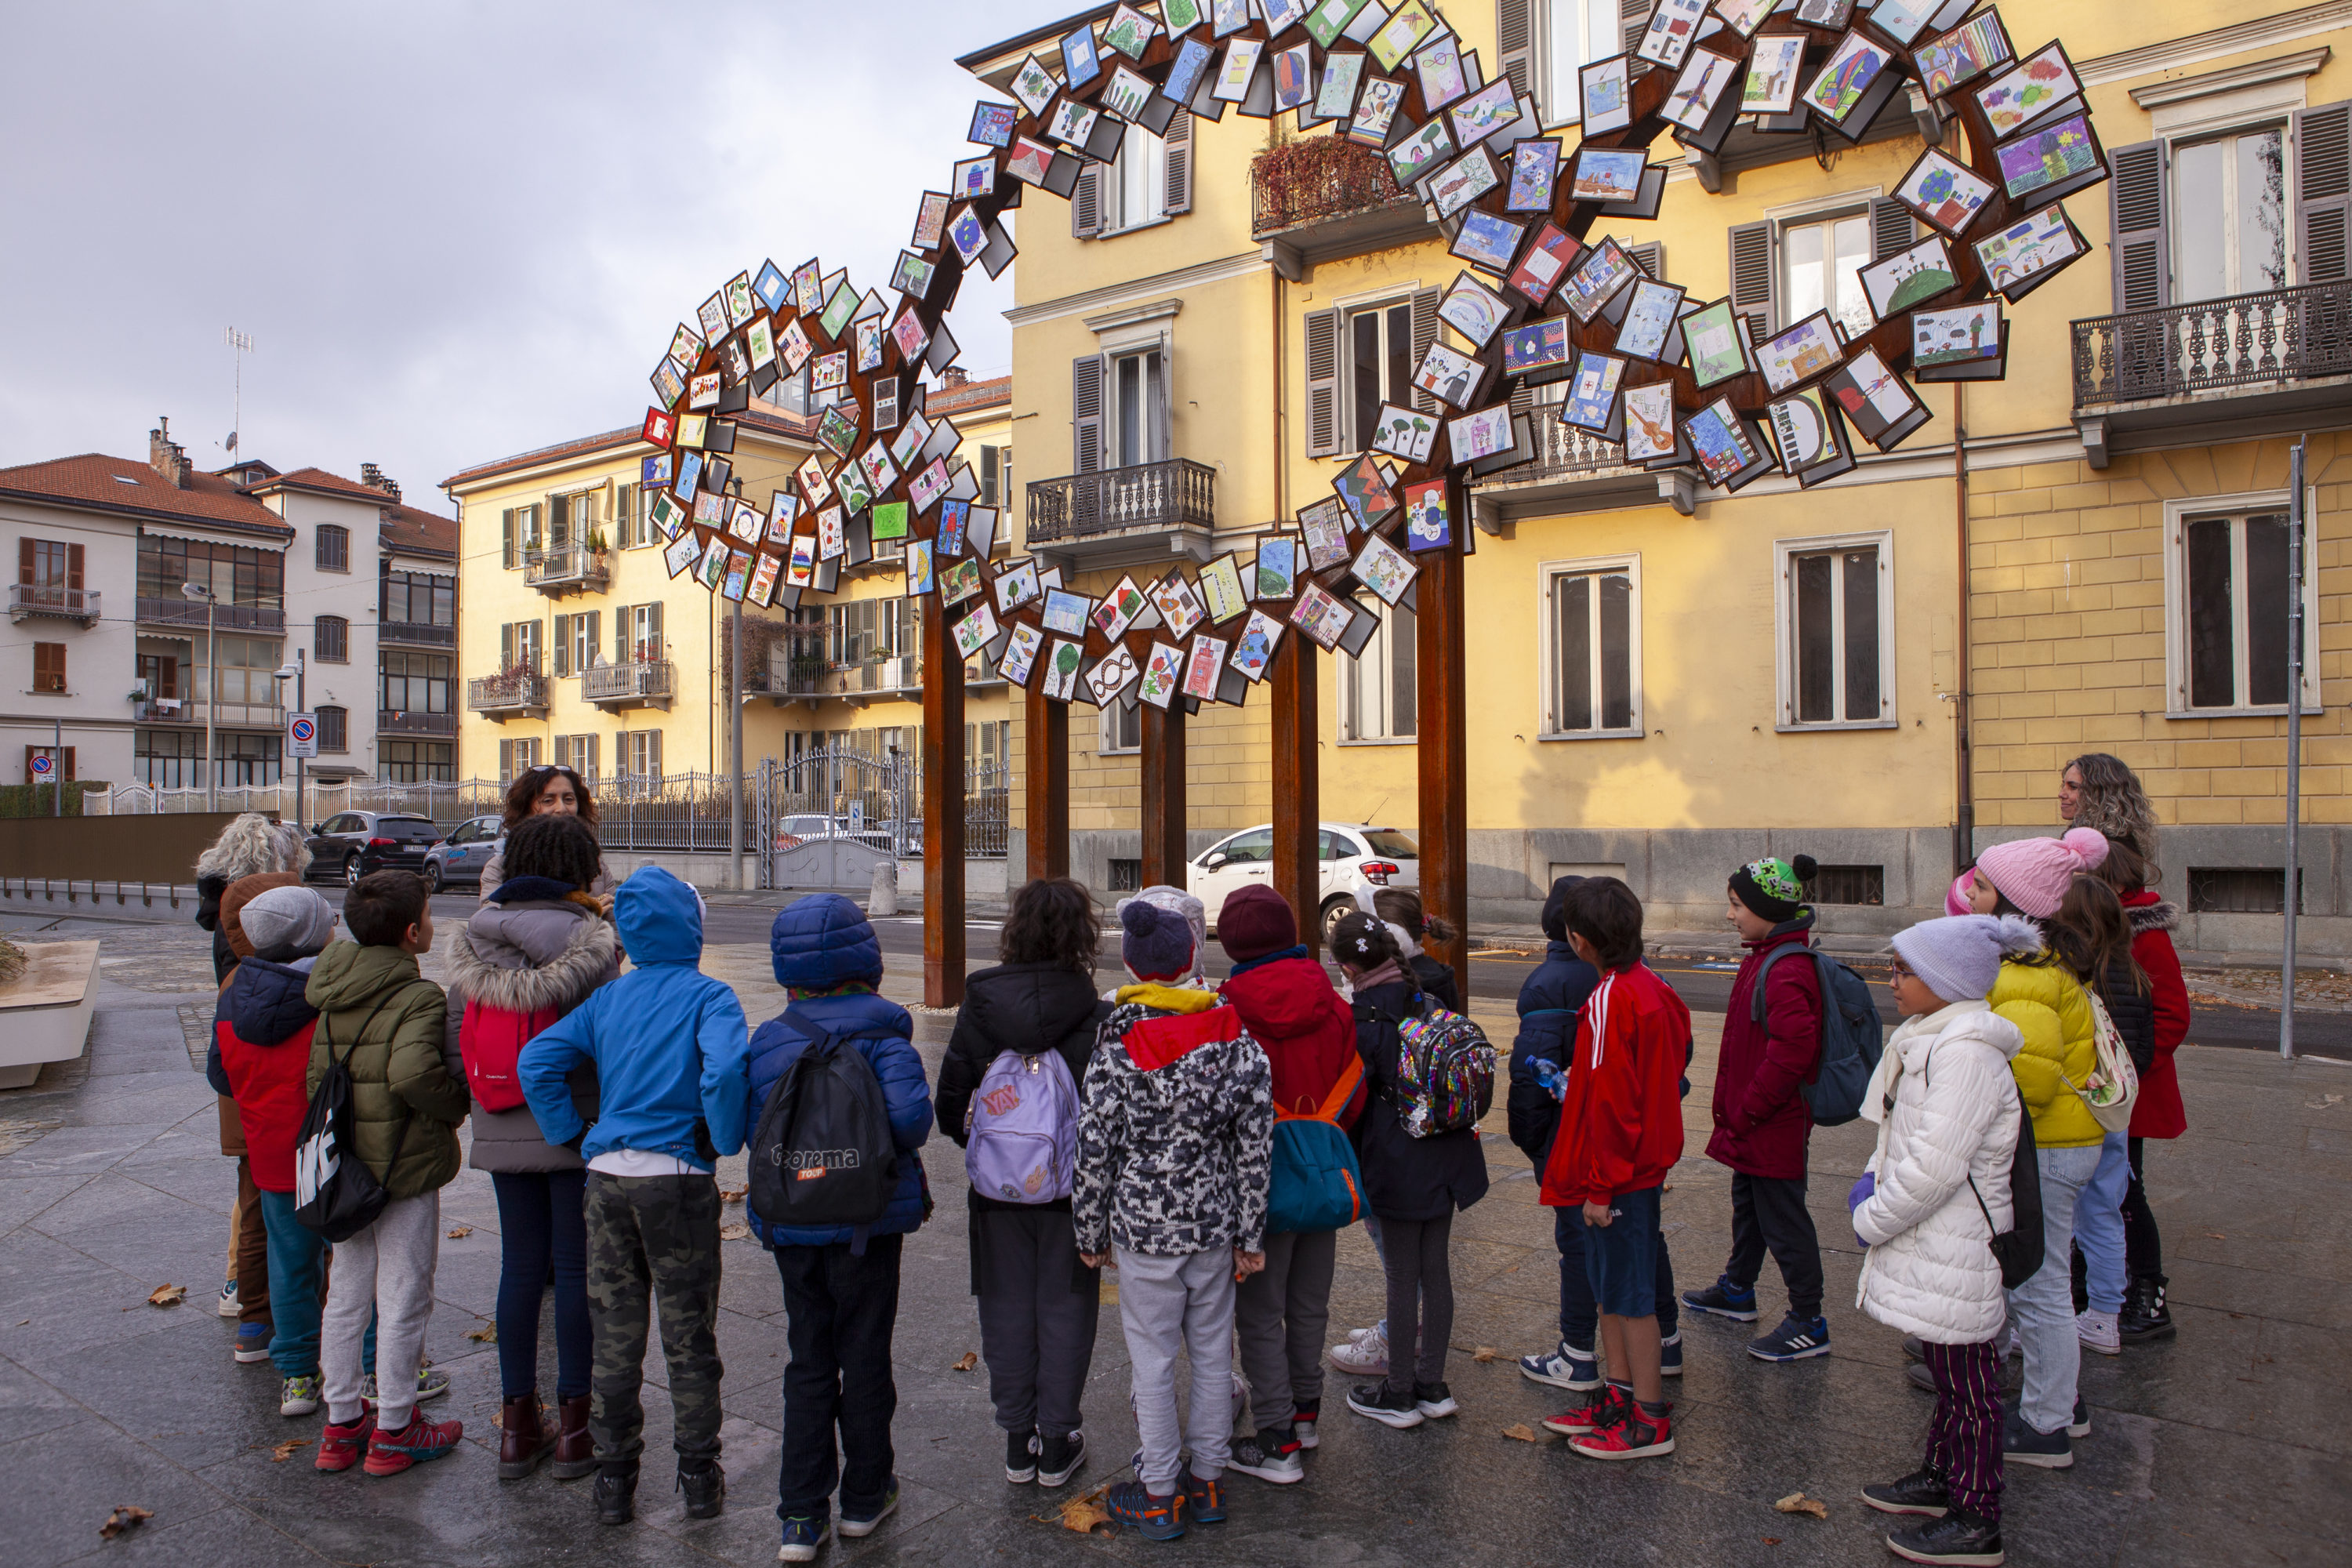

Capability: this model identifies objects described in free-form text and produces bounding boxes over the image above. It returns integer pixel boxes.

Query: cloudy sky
[0,1,1041,515]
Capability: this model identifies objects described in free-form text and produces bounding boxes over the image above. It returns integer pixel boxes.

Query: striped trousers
[1919,1338,2004,1521]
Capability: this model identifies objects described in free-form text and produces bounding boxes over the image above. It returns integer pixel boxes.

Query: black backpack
[748,1013,899,1240]
[294,988,416,1243]
[1969,1098,2045,1290]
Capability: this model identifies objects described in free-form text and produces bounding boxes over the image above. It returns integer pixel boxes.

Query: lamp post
[274,651,307,835]
[183,583,218,811]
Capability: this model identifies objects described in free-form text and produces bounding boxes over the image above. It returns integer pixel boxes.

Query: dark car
[303,811,444,887]
[423,815,503,894]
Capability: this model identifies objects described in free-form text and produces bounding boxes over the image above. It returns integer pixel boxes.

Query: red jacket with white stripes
[1541,961,1691,1208]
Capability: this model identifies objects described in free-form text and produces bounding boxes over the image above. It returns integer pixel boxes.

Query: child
[444,812,621,1480]
[935,877,1105,1494]
[1075,898,1272,1542]
[1537,877,1687,1460]
[1215,885,1362,1482]
[206,869,303,1363]
[307,872,467,1477]
[1355,885,1464,1012]
[743,895,933,1561]
[1855,915,2034,1568]
[2093,837,2187,1343]
[518,868,750,1526]
[1683,855,1831,1363]
[1512,877,1683,1394]
[2049,873,2147,1359]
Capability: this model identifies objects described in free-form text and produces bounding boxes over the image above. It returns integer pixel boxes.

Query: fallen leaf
[1662,1181,1674,1193]
[270,1439,309,1462]
[952,1351,978,1372]
[1763,1537,1781,1546]
[1058,1481,1115,1534]
[1773,1492,1829,1519]
[1472,1345,1497,1363]
[2307,1094,2343,1109]
[465,1323,497,1343]
[445,1225,473,1240]
[1500,1422,1544,1443]
[16,1319,27,1327]
[146,1285,185,1308]
[718,1185,748,1203]
[98,1505,152,1540]
[719,1223,751,1242]
[2205,1232,2228,1240]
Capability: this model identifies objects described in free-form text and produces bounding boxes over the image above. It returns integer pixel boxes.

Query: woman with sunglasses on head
[476,765,616,909]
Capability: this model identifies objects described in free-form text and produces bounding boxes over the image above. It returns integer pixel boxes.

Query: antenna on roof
[224,328,252,459]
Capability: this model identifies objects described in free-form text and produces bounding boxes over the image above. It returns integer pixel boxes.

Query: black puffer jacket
[2094,954,2157,1076]
[1506,940,1599,1166]
[1350,978,1489,1224]
[937,961,1107,1211]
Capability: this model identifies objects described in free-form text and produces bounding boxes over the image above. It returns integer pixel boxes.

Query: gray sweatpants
[1235,1229,1337,1433]
[321,1192,439,1429]
[974,1207,1100,1441]
[1113,1245,1236,1494]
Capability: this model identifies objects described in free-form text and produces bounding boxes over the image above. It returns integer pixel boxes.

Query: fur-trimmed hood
[446,902,619,1015]
[2125,897,2179,936]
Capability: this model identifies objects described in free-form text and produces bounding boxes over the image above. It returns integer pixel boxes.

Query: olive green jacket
[305,941,467,1200]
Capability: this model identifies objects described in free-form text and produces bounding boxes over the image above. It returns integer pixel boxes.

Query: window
[2173,126,2288,301]
[2187,866,2303,914]
[978,445,1009,507]
[1784,212,1875,340]
[617,483,648,548]
[1319,830,1356,862]
[314,706,348,753]
[20,538,79,597]
[1108,858,1142,892]
[2166,496,2319,714]
[1110,347,1167,470]
[1543,557,1639,737]
[500,620,543,674]
[1776,534,1893,730]
[1729,201,1911,343]
[137,535,283,607]
[136,652,179,699]
[1073,114,1189,238]
[379,740,454,783]
[826,597,914,667]
[379,652,452,715]
[1806,865,1885,906]
[199,636,285,708]
[1214,827,1273,864]
[554,734,599,782]
[1349,300,1415,459]
[213,732,282,787]
[554,612,601,677]
[619,728,663,783]
[1100,701,1142,755]
[136,728,203,788]
[500,504,542,568]
[498,738,542,784]
[617,602,664,663]
[1533,0,1622,122]
[381,570,456,627]
[315,614,348,663]
[2111,101,2347,310]
[31,641,65,693]
[1341,599,1417,742]
[315,524,350,572]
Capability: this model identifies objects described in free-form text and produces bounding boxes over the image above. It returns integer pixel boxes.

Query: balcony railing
[1028,457,1216,547]
[524,546,610,594]
[1517,419,1642,481]
[378,709,459,736]
[134,697,193,724]
[9,583,100,626]
[583,659,676,707]
[132,696,283,728]
[1251,136,1412,238]
[379,619,456,647]
[2073,280,2352,408]
[467,671,550,716]
[136,595,285,633]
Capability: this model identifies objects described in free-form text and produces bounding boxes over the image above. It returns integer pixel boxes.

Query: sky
[0,1,1047,517]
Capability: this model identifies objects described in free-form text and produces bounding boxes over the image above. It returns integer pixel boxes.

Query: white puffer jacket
[1853,999,2024,1344]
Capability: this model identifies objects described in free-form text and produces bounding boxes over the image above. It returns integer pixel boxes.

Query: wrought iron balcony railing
[1250,136,1414,238]
[9,583,100,626]
[524,546,610,593]
[466,672,550,713]
[2073,279,2352,408]
[583,659,675,706]
[1027,457,1216,546]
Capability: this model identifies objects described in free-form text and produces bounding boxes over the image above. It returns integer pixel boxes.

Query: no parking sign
[27,753,53,779]
[287,713,318,759]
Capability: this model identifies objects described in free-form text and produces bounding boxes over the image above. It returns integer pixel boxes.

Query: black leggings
[1380,1213,1454,1394]
[2121,1136,2164,1282]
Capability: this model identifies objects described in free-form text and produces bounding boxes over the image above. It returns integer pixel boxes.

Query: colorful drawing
[1370,404,1441,463]
[1504,318,1571,376]
[1430,148,1500,218]
[1306,0,1367,48]
[1044,639,1086,701]
[1332,451,1398,525]
[1828,348,1920,440]
[969,102,1018,147]
[1087,644,1139,708]
[1007,137,1054,187]
[1199,554,1248,623]
[1447,405,1515,462]
[1061,24,1101,88]
[1182,634,1228,701]
[1449,78,1520,145]
[663,532,702,578]
[1215,38,1264,100]
[1415,30,1468,109]
[1166,36,1214,104]
[1163,0,1205,32]
[1768,387,1839,472]
[1743,35,1806,114]
[1684,299,1748,387]
[904,537,935,597]
[1092,575,1147,641]
[1507,223,1580,305]
[1997,113,2099,199]
[816,504,845,560]
[939,557,983,608]
[1290,581,1355,649]
[953,603,1000,659]
[1806,31,1892,124]
[998,622,1045,688]
[1915,303,2004,366]
[1563,239,1637,321]
[1042,588,1092,636]
[1150,571,1207,640]
[1230,609,1283,681]
[1636,0,1706,71]
[1438,271,1508,345]
[995,557,1041,612]
[1685,401,1759,482]
[1896,147,1997,234]
[1453,209,1526,273]
[1562,353,1625,430]
[1757,313,1843,394]
[1870,0,1943,46]
[1388,118,1456,187]
[1047,97,1102,151]
[1103,64,1156,121]
[1623,382,1679,463]
[1711,0,1777,36]
[869,499,909,543]
[1348,76,1406,145]
[1272,43,1313,110]
[1416,340,1486,406]
[1860,234,1958,319]
[1974,205,2082,295]
[1300,498,1352,570]
[1977,45,2079,139]
[1010,55,1058,115]
[1506,140,1558,212]
[1102,4,1156,59]
[1615,280,1682,361]
[1662,49,1738,130]
[1915,12,2010,96]
[1368,0,1436,71]
[1316,51,1367,119]
[1353,532,1417,604]
[1581,56,1630,133]
[1403,479,1452,551]
[1571,147,1646,204]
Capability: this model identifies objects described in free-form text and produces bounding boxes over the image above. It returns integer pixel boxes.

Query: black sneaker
[1862,1467,1951,1517]
[677,1459,724,1519]
[1227,1425,1303,1484]
[2001,1392,2089,1439]
[1036,1429,1087,1488]
[1747,1315,1831,1362]
[1004,1427,1038,1484]
[2002,1411,2072,1468]
[1345,1382,1425,1429]
[1413,1381,1457,1418]
[1680,1275,1760,1323]
[2120,1276,2176,1343]
[1886,1508,2005,1565]
[593,1463,639,1526]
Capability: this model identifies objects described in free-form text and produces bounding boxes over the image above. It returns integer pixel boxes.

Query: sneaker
[1291,1400,1319,1450]
[775,1515,829,1562]
[279,1374,322,1417]
[1102,1479,1185,1542]
[1886,1508,2005,1566]
[1519,1339,1600,1391]
[1903,1334,1929,1363]
[1413,1381,1457,1419]
[2076,1308,2122,1356]
[596,1465,639,1526]
[1181,1469,1226,1524]
[363,1410,463,1476]
[2120,1276,2176,1344]
[1680,1276,1759,1323]
[1036,1429,1087,1488]
[235,1322,272,1363]
[1004,1427,1038,1484]
[1569,1399,1674,1460]
[1863,1467,1951,1517]
[217,1278,241,1319]
[360,1363,450,1406]
[2002,1412,2072,1469]
[2002,1392,2089,1439]
[1328,1323,1389,1376]
[678,1459,725,1520]
[838,1479,896,1537]
[1748,1315,1832,1363]
[1228,1425,1304,1484]
[1540,1386,1626,1437]
[1660,1330,1684,1377]
[1345,1381,1425,1429]
[314,1410,375,1472]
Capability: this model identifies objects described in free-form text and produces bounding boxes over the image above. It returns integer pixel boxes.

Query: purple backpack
[964,1049,1080,1203]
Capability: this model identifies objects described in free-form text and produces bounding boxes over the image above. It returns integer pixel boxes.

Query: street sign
[287,713,318,759]
[848,800,865,832]
[27,753,53,778]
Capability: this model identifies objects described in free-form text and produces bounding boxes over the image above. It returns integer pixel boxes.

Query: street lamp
[274,651,306,833]
[183,583,218,811]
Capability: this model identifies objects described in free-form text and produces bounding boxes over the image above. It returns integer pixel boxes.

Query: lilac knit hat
[1973,828,2111,919]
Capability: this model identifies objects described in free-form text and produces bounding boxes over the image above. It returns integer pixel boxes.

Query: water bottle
[1533,1058,1567,1101]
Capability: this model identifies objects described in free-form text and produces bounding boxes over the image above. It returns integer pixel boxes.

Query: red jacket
[1541,962,1690,1207]
[2122,891,2190,1139]
[1705,923,1823,1179]
[1220,954,1364,1130]
[214,956,322,1193]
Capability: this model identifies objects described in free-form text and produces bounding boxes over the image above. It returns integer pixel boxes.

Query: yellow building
[957,0,2348,956]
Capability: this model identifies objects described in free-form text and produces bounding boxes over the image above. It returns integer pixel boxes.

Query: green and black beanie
[1730,854,1817,923]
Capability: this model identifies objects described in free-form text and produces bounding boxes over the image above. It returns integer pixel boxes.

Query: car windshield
[1359,829,1418,859]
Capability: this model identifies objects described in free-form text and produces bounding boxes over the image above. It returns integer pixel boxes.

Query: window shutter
[617,483,636,544]
[1073,355,1105,473]
[1497,0,1535,106]
[16,539,29,583]
[67,544,82,590]
[1623,0,1652,56]
[1152,337,1174,463]
[63,747,74,781]
[1626,241,1664,278]
[614,604,631,662]
[549,494,569,552]
[649,601,663,649]
[1304,308,1341,456]
[1164,108,1193,214]
[501,508,516,568]
[586,611,601,665]
[1073,162,1102,238]
[2107,139,2169,310]
[1869,198,1915,263]
[553,615,570,677]
[500,622,514,670]
[1409,288,1442,414]
[1730,220,1774,342]
[2295,101,2350,285]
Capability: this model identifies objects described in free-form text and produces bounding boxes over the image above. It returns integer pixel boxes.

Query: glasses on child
[1887,960,1915,981]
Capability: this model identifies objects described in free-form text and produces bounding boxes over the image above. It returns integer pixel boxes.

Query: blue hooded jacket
[1507,939,1599,1167]
[518,868,750,1169]
[743,894,932,1248]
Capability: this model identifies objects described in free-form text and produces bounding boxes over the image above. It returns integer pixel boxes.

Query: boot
[498,1393,550,1480]
[2119,1276,2176,1343]
[550,1395,596,1480]
[593,1461,639,1526]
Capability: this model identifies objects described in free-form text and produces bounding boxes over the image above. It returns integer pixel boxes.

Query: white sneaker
[1328,1325,1388,1376]
[217,1279,241,1319]
[2076,1309,2122,1356]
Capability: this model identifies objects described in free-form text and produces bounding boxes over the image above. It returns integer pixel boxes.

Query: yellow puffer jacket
[1986,958,2104,1149]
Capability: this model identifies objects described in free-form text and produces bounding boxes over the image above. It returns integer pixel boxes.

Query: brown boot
[498,1393,550,1480]
[550,1394,596,1480]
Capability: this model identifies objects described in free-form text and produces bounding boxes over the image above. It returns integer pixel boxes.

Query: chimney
[147,417,191,489]
[942,366,970,389]
[359,463,401,503]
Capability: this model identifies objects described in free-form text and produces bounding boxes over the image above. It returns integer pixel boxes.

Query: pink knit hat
[1944,871,1975,919]
[1973,829,2111,918]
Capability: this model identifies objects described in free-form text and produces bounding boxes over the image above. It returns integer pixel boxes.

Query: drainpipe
[1951,384,1973,877]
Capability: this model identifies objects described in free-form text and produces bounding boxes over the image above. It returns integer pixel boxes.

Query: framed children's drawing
[1973,203,2087,302]
[1570,146,1645,205]
[1635,0,1706,71]
[1450,209,1527,274]
[998,622,1045,688]
[1741,34,1806,115]
[1661,45,1740,132]
[1414,29,1469,110]
[1352,530,1418,605]
[1893,145,1998,237]
[1914,9,2012,97]
[1254,536,1299,599]
[1430,147,1501,220]
[1683,396,1774,491]
[1805,30,1897,128]
[1711,0,1776,37]
[1348,75,1406,144]
[1316,52,1367,120]
[1613,278,1686,362]
[1230,609,1284,682]
[1198,553,1249,623]
[1505,222,1579,307]
[1447,404,1516,463]
[1306,0,1367,49]
[1300,497,1352,571]
[1912,300,2010,381]
[1560,351,1628,434]
[969,102,1018,147]
[1332,451,1399,526]
[1042,639,1086,702]
[1214,37,1264,101]
[1562,238,1639,323]
[1824,346,1932,451]
[1581,54,1632,134]
[1621,381,1682,465]
[1042,588,1094,636]
[1683,297,1751,387]
[1505,139,1559,212]
[1369,404,1442,463]
[1975,43,2081,141]
[1766,386,1851,483]
[1859,234,1958,321]
[1448,77,1521,148]
[1438,270,1511,347]
[1503,318,1573,383]
[1010,55,1058,117]
[1995,112,2107,207]
[1092,575,1147,642]
[1416,339,1494,407]
[1755,310,1844,394]
[910,193,950,252]
[994,557,1042,613]
[1403,478,1452,551]
[1388,118,1457,189]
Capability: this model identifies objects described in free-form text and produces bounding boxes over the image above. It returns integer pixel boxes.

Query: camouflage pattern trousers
[583,1171,725,1470]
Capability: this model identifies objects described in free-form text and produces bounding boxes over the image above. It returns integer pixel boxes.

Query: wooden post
[1138,701,1187,889]
[1416,482,1471,1004]
[921,593,966,1007]
[1023,682,1069,883]
[1270,634,1322,958]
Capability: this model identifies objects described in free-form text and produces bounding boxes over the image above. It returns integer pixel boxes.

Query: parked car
[1187,822,1421,942]
[303,811,444,887]
[423,815,504,894]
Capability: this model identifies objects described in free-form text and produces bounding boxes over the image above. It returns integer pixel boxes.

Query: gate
[756,747,913,891]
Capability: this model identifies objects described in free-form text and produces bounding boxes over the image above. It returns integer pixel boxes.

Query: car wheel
[426,862,445,895]
[343,854,363,887]
[1319,897,1354,946]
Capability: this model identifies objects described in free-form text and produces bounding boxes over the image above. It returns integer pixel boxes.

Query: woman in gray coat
[444,813,621,1481]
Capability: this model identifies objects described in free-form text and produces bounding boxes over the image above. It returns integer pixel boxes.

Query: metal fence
[2072,278,2352,407]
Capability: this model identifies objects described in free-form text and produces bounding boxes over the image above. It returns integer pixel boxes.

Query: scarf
[1228,942,1309,978]
[1347,958,1406,994]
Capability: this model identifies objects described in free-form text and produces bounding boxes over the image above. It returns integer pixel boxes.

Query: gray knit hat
[239,884,338,959]
[1889,914,2042,1004]
[1120,897,1196,983]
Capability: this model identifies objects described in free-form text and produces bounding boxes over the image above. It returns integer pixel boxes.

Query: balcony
[9,583,100,626]
[2072,280,2352,468]
[136,595,285,633]
[379,619,456,648]
[1025,457,1216,569]
[466,670,550,720]
[378,708,459,737]
[1471,412,1698,524]
[760,652,920,710]
[132,696,283,728]
[583,659,676,711]
[133,696,193,724]
[524,546,610,597]
[1251,135,1434,281]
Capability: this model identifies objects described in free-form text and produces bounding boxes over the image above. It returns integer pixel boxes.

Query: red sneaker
[364,1411,464,1476]
[315,1410,376,1472]
[1540,1387,1626,1437]
[1570,1399,1674,1460]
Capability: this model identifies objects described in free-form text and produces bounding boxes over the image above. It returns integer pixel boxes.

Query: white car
[1188,822,1421,943]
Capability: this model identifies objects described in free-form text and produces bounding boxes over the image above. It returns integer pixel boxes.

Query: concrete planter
[0,940,100,1088]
